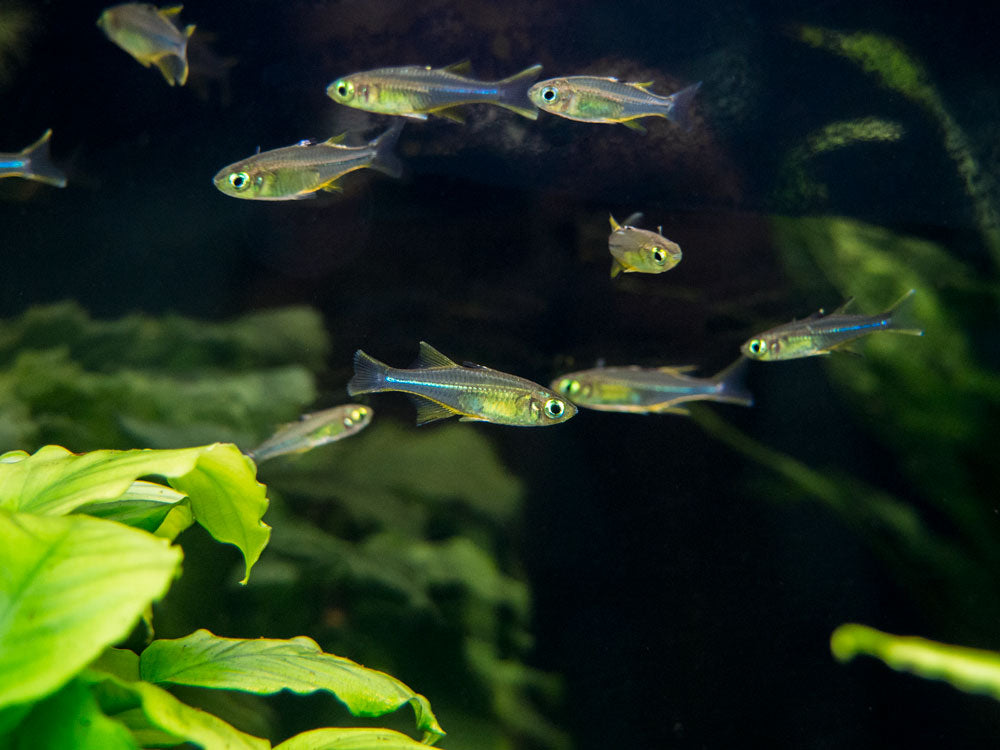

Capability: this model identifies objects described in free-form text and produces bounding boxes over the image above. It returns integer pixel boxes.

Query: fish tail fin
[155,52,189,86]
[666,81,701,131]
[347,350,389,395]
[20,130,67,188]
[368,121,404,179]
[884,288,924,336]
[495,63,543,120]
[709,357,754,407]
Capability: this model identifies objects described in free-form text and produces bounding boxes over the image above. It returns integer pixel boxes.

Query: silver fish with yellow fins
[552,358,752,415]
[347,341,576,427]
[213,122,403,200]
[327,61,542,122]
[248,404,373,463]
[608,212,682,277]
[529,76,701,132]
[742,289,924,361]
[97,3,195,86]
[0,130,66,187]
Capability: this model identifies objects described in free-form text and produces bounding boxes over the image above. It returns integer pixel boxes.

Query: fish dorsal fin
[462,361,489,369]
[623,212,644,227]
[160,5,183,18]
[184,24,196,38]
[832,297,857,315]
[609,214,621,231]
[623,119,647,133]
[415,341,457,369]
[632,81,655,89]
[409,394,460,425]
[442,60,473,75]
[323,133,348,146]
[657,365,698,374]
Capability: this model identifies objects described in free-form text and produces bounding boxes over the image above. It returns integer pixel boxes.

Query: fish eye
[334,79,354,100]
[540,85,558,102]
[229,171,251,191]
[544,398,565,419]
[748,339,767,356]
[651,247,667,264]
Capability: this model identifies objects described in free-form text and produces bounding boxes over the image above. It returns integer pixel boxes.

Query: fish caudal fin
[347,350,389,394]
[368,121,404,179]
[495,63,544,120]
[666,81,701,131]
[884,288,924,336]
[21,130,67,188]
[710,357,754,407]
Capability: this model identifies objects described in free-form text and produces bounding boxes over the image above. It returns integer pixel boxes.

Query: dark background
[3,1,999,747]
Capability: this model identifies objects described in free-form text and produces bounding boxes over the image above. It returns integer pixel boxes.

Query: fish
[97,3,195,86]
[326,62,543,122]
[213,122,403,200]
[608,212,682,277]
[347,341,576,427]
[247,404,373,463]
[551,358,752,415]
[0,130,67,187]
[741,289,924,361]
[528,76,701,132]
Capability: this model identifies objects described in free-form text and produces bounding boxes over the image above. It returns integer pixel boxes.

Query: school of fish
[4,2,926,449]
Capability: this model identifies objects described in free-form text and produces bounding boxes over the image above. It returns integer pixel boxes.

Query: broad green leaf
[140,629,445,742]
[154,498,195,541]
[832,623,1000,700]
[0,443,270,583]
[0,511,181,709]
[4,678,138,750]
[75,484,181,532]
[89,648,141,682]
[84,670,268,750]
[275,727,435,750]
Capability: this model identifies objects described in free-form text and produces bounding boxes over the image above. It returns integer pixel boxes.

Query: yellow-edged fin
[610,259,625,278]
[656,365,699,374]
[411,395,462,425]
[429,106,466,124]
[319,180,344,193]
[623,119,647,133]
[609,214,622,231]
[650,404,692,415]
[442,60,473,75]
[323,133,348,145]
[632,81,655,89]
[160,5,184,19]
[415,341,459,368]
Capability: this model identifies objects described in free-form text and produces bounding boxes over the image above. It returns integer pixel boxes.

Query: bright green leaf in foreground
[0,511,181,709]
[275,727,436,750]
[84,670,268,750]
[140,629,445,743]
[0,443,270,583]
[832,623,1000,700]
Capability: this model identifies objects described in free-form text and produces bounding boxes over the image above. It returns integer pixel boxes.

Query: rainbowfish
[97,3,195,86]
[0,130,66,187]
[326,62,542,122]
[528,76,701,132]
[608,212,682,277]
[213,122,403,200]
[247,404,373,463]
[347,341,576,427]
[741,289,924,361]
[552,358,752,415]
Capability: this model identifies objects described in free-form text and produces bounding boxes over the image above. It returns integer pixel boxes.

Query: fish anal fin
[320,180,344,193]
[651,403,691,416]
[431,106,466,124]
[656,365,698,374]
[154,53,188,86]
[415,341,458,369]
[410,395,460,425]
[622,119,647,133]
[458,416,489,422]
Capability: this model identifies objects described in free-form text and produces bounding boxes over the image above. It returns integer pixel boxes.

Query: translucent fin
[415,341,458,369]
[367,121,404,178]
[831,297,857,315]
[708,357,754,407]
[19,130,67,188]
[631,81,655,89]
[322,133,348,145]
[884,288,924,336]
[610,260,624,278]
[651,404,691,416]
[495,63,543,120]
[347,350,389,395]
[431,106,466,124]
[154,52,189,86]
[656,365,698,374]
[622,119,647,133]
[160,5,184,19]
[609,214,622,231]
[319,181,344,193]
[411,395,459,425]
[623,212,644,227]
[666,81,701,132]
[442,60,473,75]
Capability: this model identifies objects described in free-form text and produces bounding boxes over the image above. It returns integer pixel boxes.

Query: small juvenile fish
[213,122,403,200]
[247,404,373,463]
[608,212,681,277]
[0,130,67,187]
[528,76,701,131]
[327,62,542,122]
[347,341,576,427]
[97,3,195,86]
[742,289,924,361]
[552,358,752,415]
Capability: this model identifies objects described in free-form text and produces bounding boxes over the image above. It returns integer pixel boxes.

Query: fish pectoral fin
[431,106,466,124]
[415,341,459,369]
[610,260,625,278]
[410,395,460,425]
[622,119,647,133]
[458,416,489,422]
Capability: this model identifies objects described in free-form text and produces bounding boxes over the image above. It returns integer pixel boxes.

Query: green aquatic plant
[794,25,1000,267]
[831,624,1000,702]
[0,4,34,87]
[0,443,444,748]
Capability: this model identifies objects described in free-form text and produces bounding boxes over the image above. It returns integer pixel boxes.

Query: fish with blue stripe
[0,130,66,187]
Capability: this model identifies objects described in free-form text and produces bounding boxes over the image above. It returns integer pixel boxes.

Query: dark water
[3,1,1000,748]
